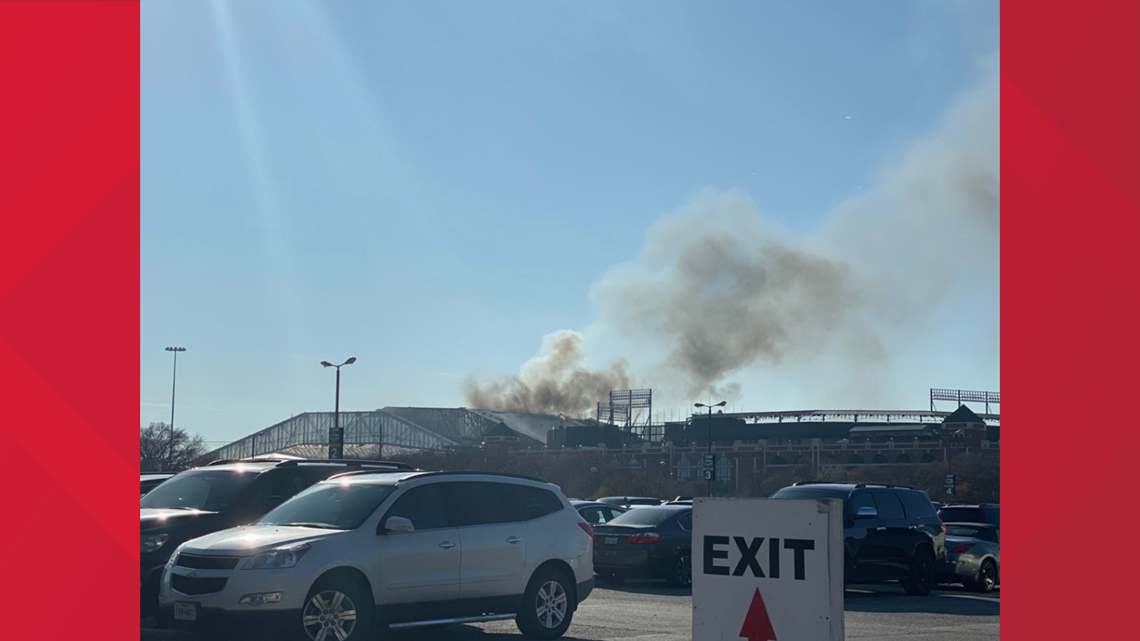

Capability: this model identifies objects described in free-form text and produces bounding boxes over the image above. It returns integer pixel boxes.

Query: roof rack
[277,459,416,470]
[327,469,422,480]
[854,483,918,490]
[374,470,550,484]
[205,458,414,470]
[792,481,918,490]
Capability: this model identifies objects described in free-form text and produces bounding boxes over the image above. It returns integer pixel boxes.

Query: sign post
[693,498,844,641]
[702,454,717,481]
[328,426,344,460]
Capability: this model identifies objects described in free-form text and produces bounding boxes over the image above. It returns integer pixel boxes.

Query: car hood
[179,525,343,556]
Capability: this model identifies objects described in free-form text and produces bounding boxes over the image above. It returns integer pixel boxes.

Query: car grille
[176,554,240,570]
[171,575,228,596]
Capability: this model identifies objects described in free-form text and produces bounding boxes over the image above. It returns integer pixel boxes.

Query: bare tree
[141,422,206,472]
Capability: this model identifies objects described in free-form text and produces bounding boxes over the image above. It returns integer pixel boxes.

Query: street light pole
[321,357,356,459]
[164,346,186,470]
[695,401,726,497]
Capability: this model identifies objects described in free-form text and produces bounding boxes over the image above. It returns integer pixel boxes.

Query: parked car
[140,458,414,617]
[141,472,175,497]
[938,503,1000,526]
[770,482,947,596]
[592,504,693,588]
[159,471,594,640]
[571,500,628,525]
[596,496,663,508]
[938,522,1000,592]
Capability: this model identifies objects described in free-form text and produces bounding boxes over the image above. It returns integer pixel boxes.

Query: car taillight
[578,522,595,540]
[951,543,975,554]
[626,533,661,545]
[940,522,947,534]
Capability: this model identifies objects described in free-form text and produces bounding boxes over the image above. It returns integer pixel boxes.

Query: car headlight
[242,543,311,570]
[142,534,169,554]
[165,542,187,567]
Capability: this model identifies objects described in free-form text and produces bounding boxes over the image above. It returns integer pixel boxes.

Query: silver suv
[159,471,595,640]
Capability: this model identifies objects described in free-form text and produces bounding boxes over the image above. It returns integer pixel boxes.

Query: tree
[141,422,206,472]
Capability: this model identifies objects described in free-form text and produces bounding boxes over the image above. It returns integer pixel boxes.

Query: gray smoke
[464,64,999,409]
[591,192,879,399]
[463,330,632,416]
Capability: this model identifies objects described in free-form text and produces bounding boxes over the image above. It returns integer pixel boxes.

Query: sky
[141,0,1000,449]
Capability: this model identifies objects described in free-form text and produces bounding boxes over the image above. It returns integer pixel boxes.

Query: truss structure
[204,410,460,462]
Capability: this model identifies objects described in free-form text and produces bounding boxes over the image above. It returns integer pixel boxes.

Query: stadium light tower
[321,357,356,459]
[164,346,186,470]
[695,401,727,497]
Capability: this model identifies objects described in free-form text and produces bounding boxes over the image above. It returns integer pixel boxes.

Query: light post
[321,357,356,459]
[164,346,186,470]
[695,401,726,497]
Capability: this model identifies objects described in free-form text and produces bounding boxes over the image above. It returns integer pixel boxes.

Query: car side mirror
[382,516,414,535]
[854,506,878,520]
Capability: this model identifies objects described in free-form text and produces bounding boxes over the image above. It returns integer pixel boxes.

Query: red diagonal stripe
[0,169,140,464]
[0,335,134,556]
[0,86,139,300]
[1002,72,1140,270]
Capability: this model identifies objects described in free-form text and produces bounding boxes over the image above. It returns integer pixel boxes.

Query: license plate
[174,602,198,622]
[605,537,618,545]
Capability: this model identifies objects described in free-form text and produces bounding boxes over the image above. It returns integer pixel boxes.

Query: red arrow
[739,588,778,641]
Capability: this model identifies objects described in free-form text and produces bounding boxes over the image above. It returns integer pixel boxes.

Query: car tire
[597,571,625,586]
[971,559,998,593]
[516,567,575,640]
[901,549,935,596]
[299,575,373,641]
[666,550,693,589]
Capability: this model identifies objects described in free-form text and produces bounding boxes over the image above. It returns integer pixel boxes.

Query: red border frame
[1003,0,1139,639]
[1,0,1136,638]
[0,1,139,637]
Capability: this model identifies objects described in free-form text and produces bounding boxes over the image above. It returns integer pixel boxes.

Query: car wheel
[300,576,373,641]
[667,551,692,589]
[901,549,935,596]
[597,571,625,585]
[972,559,998,593]
[516,567,574,640]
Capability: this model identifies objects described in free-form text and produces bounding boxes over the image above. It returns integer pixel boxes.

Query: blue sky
[141,0,1000,448]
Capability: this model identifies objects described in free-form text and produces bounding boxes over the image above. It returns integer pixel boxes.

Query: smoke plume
[463,330,632,416]
[591,193,876,398]
[464,64,998,411]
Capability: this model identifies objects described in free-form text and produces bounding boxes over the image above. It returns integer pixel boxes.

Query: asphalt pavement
[141,581,999,641]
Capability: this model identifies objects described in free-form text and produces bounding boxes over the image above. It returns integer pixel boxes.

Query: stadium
[201,389,998,485]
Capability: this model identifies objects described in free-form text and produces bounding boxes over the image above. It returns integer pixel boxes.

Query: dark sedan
[592,504,693,588]
[938,522,1000,592]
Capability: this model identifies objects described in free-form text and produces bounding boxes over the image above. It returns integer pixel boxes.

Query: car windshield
[939,507,987,522]
[945,524,998,542]
[140,469,257,512]
[258,482,396,530]
[608,507,686,526]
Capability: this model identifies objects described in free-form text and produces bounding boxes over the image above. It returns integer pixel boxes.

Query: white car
[159,471,594,640]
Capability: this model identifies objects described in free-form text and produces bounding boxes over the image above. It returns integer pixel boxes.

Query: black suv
[771,482,947,596]
[140,458,414,616]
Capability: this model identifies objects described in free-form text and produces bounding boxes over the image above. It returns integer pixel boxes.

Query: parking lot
[142,581,999,641]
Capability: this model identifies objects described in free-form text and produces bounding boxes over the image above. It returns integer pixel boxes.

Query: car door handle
[439,541,456,549]
[507,536,522,545]
[875,527,887,531]
[908,525,919,530]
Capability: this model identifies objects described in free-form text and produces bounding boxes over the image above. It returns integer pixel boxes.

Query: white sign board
[692,498,844,641]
